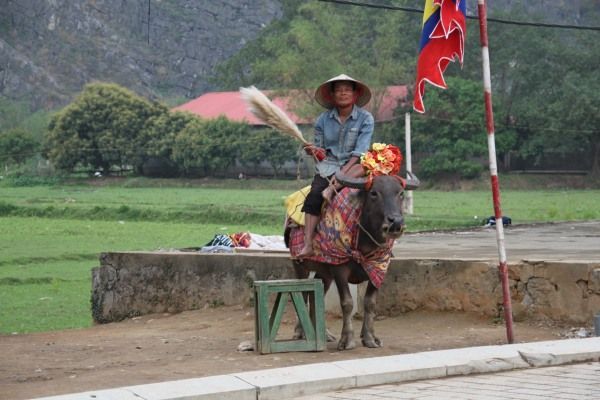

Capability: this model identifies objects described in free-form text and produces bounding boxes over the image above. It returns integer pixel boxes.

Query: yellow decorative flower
[324,212,334,228]
[333,210,344,232]
[360,143,403,176]
[340,231,352,248]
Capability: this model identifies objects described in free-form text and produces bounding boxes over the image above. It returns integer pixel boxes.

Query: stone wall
[378,259,600,324]
[510,261,600,323]
[92,251,294,323]
[92,251,600,324]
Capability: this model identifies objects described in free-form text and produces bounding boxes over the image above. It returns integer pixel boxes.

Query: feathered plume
[240,86,309,145]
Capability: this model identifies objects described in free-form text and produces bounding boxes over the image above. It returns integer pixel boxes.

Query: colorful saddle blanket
[289,187,394,288]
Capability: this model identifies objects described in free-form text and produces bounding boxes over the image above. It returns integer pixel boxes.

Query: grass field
[1,178,599,334]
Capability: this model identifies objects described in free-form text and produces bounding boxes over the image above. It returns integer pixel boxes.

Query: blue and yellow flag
[413,0,466,113]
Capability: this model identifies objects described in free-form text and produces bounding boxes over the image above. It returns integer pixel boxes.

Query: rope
[357,220,388,248]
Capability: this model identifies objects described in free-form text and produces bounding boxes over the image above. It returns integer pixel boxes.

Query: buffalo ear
[405,171,420,190]
[335,171,367,189]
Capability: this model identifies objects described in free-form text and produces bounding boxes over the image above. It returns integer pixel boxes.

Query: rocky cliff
[1,0,596,112]
[0,0,281,110]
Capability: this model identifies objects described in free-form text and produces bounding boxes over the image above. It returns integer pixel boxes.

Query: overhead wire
[317,0,600,31]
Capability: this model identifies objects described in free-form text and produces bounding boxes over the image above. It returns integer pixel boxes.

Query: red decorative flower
[360,143,403,176]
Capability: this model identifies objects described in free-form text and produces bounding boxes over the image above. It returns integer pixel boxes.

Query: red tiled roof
[173,86,408,125]
[373,86,409,122]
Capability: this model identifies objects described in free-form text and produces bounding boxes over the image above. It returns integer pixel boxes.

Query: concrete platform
[394,220,600,263]
[92,221,600,324]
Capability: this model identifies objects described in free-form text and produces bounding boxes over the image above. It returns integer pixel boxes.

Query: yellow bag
[284,186,311,226]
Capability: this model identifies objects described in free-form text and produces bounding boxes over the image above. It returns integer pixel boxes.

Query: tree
[410,77,516,180]
[0,128,38,167]
[0,98,30,132]
[522,32,599,175]
[138,110,199,176]
[44,82,164,174]
[0,97,53,145]
[171,116,251,177]
[170,118,207,176]
[214,1,418,119]
[470,10,600,174]
[143,111,198,160]
[239,129,299,177]
[202,117,249,175]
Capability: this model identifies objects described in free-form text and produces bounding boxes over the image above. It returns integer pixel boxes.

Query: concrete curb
[32,338,600,400]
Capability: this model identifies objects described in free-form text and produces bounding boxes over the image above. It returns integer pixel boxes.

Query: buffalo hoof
[292,331,305,340]
[361,336,382,348]
[297,328,336,342]
[337,335,356,351]
[326,329,337,342]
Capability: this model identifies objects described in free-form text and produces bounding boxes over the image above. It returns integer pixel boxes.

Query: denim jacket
[313,105,374,178]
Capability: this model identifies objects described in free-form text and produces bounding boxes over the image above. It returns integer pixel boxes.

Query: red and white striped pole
[477,0,514,344]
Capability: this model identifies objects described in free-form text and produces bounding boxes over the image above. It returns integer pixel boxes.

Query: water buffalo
[286,171,419,350]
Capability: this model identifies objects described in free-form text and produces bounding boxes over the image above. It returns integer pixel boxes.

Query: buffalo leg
[292,263,310,340]
[318,275,337,342]
[333,267,356,350]
[361,282,382,347]
[292,267,336,341]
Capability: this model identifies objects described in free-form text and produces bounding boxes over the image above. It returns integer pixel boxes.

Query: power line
[483,16,600,31]
[319,0,423,13]
[317,0,600,31]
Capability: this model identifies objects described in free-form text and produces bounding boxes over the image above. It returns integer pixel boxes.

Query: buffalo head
[335,171,420,241]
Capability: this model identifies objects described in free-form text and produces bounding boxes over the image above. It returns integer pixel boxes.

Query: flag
[413,0,466,113]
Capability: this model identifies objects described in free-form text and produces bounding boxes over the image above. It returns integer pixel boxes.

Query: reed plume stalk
[240,86,309,145]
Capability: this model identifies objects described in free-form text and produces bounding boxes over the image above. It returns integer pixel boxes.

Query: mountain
[0,0,596,112]
[0,0,281,110]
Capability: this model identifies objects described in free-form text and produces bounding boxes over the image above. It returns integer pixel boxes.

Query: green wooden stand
[254,279,326,354]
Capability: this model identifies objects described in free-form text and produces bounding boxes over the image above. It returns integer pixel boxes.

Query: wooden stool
[254,279,326,354]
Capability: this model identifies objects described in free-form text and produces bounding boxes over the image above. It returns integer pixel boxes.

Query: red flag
[413,0,466,113]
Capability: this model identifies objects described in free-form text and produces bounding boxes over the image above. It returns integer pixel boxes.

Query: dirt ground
[0,305,582,400]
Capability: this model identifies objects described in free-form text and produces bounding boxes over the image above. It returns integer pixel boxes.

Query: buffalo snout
[382,214,405,238]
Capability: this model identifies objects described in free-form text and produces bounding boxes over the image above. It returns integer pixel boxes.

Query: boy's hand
[303,144,326,161]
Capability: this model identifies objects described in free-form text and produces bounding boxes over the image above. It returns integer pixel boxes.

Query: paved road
[393,220,600,263]
[294,362,600,400]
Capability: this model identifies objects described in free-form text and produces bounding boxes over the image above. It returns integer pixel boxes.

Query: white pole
[404,112,413,215]
[478,0,514,343]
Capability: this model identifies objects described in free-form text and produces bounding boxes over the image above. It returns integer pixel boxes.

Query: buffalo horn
[405,171,421,190]
[335,171,367,189]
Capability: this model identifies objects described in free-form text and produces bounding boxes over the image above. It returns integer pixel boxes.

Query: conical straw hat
[314,74,372,109]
